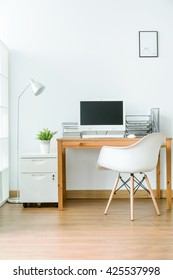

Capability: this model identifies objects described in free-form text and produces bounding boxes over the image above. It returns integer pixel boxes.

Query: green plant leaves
[36,128,57,141]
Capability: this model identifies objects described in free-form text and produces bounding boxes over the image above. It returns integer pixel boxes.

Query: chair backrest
[97,133,165,173]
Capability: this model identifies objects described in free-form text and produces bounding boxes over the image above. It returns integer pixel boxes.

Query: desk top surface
[57,137,141,148]
[57,137,171,149]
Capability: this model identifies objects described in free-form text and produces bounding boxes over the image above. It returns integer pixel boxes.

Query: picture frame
[139,31,158,57]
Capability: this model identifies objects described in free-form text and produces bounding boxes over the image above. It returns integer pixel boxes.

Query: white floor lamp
[8,78,45,203]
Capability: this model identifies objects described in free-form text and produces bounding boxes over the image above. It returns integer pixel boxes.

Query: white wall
[0,0,173,191]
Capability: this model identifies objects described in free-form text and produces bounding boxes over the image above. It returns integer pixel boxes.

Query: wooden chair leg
[130,174,134,221]
[104,173,120,215]
[145,175,160,216]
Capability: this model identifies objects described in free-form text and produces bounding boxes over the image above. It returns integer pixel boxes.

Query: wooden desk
[57,137,172,211]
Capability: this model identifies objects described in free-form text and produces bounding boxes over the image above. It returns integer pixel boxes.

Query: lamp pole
[8,79,45,203]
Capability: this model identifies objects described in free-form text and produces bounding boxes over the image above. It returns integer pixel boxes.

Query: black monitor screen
[80,101,123,125]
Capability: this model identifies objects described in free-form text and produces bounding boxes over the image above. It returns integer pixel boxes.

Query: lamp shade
[30,78,45,96]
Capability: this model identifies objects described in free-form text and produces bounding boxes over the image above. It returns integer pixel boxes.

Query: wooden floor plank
[0,199,172,260]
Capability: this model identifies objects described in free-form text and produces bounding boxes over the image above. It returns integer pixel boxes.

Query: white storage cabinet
[20,154,58,207]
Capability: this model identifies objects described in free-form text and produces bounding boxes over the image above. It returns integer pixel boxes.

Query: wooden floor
[0,198,173,260]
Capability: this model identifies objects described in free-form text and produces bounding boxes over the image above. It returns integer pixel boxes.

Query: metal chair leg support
[117,176,131,193]
[134,175,150,194]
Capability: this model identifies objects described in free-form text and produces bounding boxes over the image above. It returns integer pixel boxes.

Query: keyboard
[82,134,124,138]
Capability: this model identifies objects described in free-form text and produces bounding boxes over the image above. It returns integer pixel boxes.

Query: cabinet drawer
[20,158,56,172]
[20,173,58,203]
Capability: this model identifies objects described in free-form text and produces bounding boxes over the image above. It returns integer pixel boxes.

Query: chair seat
[97,133,165,173]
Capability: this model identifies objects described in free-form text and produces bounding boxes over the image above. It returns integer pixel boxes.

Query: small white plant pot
[39,140,50,154]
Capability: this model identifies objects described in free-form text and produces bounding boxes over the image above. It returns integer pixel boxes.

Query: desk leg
[156,152,161,199]
[166,138,172,210]
[58,141,64,211]
[63,148,66,199]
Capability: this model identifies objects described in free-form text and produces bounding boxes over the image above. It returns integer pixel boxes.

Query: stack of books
[62,122,81,138]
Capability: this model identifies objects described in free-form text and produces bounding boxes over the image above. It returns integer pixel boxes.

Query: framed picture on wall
[139,31,158,57]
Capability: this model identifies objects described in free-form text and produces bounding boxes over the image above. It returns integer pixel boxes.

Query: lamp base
[7,197,21,204]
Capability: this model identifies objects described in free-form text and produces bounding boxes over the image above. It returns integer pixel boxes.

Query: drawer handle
[31,174,45,176]
[31,160,46,166]
[31,160,46,162]
[31,174,46,180]
[32,159,45,161]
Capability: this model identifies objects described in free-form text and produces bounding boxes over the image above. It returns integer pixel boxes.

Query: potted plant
[36,128,57,154]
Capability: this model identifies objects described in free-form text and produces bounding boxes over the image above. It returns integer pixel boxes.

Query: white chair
[97,133,165,220]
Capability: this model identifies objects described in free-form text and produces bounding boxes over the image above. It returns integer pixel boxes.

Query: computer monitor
[79,100,125,131]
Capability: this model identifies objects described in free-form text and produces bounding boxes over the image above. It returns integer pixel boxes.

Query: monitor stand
[81,131,125,138]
